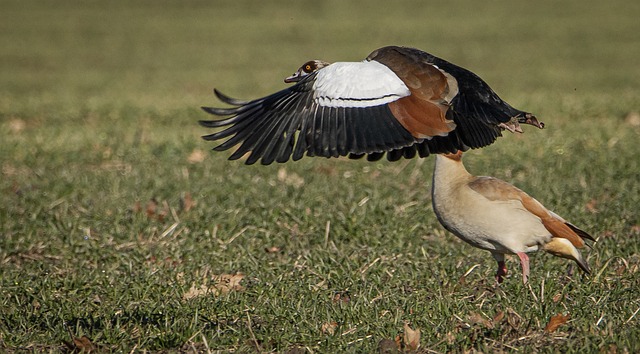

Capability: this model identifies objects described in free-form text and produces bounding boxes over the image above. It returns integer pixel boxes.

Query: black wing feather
[261,96,306,164]
[213,88,251,106]
[200,74,418,164]
[352,46,538,162]
[335,107,348,156]
[248,89,304,164]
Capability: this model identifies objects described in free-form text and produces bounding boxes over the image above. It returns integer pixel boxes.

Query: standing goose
[200,46,544,165]
[432,151,594,284]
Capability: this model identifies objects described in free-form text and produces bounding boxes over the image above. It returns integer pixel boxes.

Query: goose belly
[434,198,551,254]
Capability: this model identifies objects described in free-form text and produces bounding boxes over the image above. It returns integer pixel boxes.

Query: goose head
[284,60,331,83]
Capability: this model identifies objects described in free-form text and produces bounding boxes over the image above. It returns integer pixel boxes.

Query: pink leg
[516,252,530,284]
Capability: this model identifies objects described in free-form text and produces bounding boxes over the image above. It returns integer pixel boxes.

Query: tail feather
[542,217,586,248]
[565,222,596,242]
[520,196,591,249]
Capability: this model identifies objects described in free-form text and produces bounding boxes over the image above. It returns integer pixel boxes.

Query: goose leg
[516,252,530,284]
[492,253,507,283]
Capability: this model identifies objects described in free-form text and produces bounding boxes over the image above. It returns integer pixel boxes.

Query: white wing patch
[312,61,410,108]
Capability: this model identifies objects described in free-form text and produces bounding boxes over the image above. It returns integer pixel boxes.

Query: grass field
[1,0,639,352]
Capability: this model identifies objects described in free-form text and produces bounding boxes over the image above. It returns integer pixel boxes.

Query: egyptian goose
[431,151,594,284]
[200,46,544,165]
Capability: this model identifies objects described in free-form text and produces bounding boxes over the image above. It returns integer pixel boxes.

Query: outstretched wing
[200,60,457,165]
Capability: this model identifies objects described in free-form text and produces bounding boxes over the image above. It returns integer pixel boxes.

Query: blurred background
[1,0,638,115]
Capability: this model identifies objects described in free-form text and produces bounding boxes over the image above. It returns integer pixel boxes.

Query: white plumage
[313,61,410,108]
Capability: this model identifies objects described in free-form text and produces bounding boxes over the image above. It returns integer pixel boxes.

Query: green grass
[1,0,640,352]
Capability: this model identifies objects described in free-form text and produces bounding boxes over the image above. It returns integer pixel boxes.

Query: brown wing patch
[469,177,586,248]
[368,47,457,139]
[468,177,523,201]
[540,217,586,248]
[518,195,586,248]
[389,95,453,138]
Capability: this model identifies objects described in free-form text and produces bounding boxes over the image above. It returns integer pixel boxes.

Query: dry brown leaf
[314,165,338,176]
[187,148,206,164]
[144,199,169,221]
[403,322,420,351]
[585,199,598,213]
[445,331,456,345]
[146,199,157,218]
[468,312,494,329]
[332,292,350,303]
[9,119,26,133]
[265,246,281,253]
[493,310,505,324]
[2,164,16,177]
[213,273,245,294]
[183,273,245,300]
[321,321,338,335]
[552,293,563,303]
[143,198,169,221]
[603,344,619,354]
[183,284,210,300]
[175,272,185,284]
[157,200,169,222]
[277,168,305,188]
[544,313,570,333]
[73,336,98,353]
[625,111,640,127]
[180,192,195,212]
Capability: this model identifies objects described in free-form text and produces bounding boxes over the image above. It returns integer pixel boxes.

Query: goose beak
[284,70,303,83]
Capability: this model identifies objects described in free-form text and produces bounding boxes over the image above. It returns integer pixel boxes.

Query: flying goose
[200,46,544,165]
[431,151,594,284]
